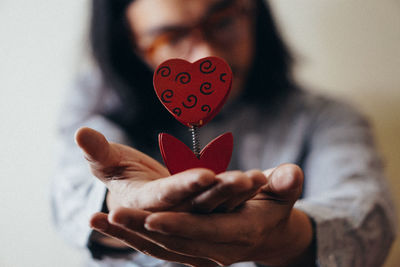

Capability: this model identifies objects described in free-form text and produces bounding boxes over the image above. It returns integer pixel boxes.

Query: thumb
[262,164,304,205]
[74,127,120,171]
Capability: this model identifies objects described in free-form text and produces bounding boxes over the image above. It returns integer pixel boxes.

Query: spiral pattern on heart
[156,66,171,77]
[200,82,214,95]
[200,60,216,74]
[220,73,227,83]
[201,105,211,113]
[175,72,191,84]
[172,108,182,116]
[182,95,198,109]
[161,89,173,103]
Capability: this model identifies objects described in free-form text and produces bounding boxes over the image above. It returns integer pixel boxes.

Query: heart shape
[153,57,233,127]
[159,132,233,175]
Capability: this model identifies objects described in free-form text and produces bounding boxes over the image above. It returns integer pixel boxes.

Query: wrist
[254,209,314,266]
[286,214,317,267]
[283,209,316,266]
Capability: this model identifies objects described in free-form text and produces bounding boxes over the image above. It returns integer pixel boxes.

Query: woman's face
[126,0,256,98]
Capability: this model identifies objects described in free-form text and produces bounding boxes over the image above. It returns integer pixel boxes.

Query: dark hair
[89,0,294,154]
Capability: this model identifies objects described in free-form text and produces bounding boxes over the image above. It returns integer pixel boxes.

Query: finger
[75,127,168,177]
[188,171,255,213]
[139,168,217,211]
[74,127,120,171]
[219,169,267,211]
[261,164,304,204]
[108,169,217,211]
[109,208,241,265]
[90,212,216,267]
[143,211,255,245]
[75,127,169,192]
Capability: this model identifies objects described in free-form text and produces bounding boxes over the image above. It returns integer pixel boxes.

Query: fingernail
[144,218,162,232]
[144,222,154,231]
[91,219,108,231]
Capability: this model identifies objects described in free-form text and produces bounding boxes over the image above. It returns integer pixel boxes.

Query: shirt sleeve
[50,70,130,249]
[294,100,397,266]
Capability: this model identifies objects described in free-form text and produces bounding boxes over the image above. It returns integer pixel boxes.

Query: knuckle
[184,168,215,190]
[195,168,215,181]
[157,190,177,206]
[225,172,251,191]
[246,169,266,184]
[154,181,179,207]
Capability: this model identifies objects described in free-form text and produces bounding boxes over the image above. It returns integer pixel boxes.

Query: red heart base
[159,132,233,175]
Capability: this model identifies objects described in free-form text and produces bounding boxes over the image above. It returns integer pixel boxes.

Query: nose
[185,32,218,62]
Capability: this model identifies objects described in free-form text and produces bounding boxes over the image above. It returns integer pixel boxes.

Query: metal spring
[189,126,201,158]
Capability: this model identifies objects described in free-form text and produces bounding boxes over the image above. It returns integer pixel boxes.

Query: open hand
[90,164,314,266]
[75,127,267,212]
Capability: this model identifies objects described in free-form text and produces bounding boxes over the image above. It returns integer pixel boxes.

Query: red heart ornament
[159,132,233,175]
[153,57,233,127]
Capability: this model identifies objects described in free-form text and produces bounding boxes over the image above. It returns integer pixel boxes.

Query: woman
[52,0,396,266]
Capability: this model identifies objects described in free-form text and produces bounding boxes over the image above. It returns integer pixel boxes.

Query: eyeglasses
[138,0,254,60]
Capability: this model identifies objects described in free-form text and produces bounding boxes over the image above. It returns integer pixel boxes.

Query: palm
[75,127,268,213]
[75,127,222,211]
[89,164,307,267]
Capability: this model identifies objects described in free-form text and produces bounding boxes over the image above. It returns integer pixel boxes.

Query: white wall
[0,1,88,266]
[0,1,399,266]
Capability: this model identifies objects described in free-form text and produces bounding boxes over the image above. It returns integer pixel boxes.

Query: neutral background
[0,0,398,266]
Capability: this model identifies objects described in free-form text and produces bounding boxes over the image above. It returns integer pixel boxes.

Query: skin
[75,127,267,214]
[77,127,313,266]
[76,0,314,265]
[88,164,313,266]
[76,127,268,248]
[127,0,255,99]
